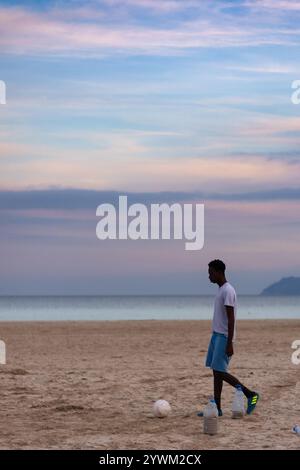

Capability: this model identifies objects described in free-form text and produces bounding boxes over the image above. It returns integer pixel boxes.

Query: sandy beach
[0,320,299,450]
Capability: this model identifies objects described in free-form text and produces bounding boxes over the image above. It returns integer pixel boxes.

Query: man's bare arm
[225,305,234,356]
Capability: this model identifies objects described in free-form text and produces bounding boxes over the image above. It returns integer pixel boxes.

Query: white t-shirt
[212,282,237,339]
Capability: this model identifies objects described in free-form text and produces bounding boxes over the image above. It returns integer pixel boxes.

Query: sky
[0,0,300,294]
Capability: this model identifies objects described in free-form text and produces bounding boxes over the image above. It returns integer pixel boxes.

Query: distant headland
[261,277,300,296]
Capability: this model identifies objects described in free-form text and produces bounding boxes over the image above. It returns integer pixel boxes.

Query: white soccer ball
[153,399,171,418]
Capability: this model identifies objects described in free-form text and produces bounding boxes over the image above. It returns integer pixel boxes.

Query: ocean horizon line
[0,293,293,298]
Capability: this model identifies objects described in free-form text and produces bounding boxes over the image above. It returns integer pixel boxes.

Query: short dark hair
[208,259,226,274]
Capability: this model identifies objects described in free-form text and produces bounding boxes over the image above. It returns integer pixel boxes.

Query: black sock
[241,386,255,399]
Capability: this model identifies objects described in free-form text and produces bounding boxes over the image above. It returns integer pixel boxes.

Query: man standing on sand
[198,259,259,417]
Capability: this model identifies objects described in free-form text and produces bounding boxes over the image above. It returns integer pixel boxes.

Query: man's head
[208,259,226,284]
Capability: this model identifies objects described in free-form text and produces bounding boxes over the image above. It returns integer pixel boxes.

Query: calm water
[0,296,299,321]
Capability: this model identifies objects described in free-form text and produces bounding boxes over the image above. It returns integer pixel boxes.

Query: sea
[0,295,299,321]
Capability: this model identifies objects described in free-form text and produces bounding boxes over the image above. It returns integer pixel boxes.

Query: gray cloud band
[1,188,300,211]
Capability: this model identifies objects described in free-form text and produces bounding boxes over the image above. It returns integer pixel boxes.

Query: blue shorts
[205,331,231,373]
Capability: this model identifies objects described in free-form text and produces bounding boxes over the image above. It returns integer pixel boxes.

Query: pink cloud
[246,0,300,11]
[102,0,196,12]
[1,139,300,191]
[0,4,297,57]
